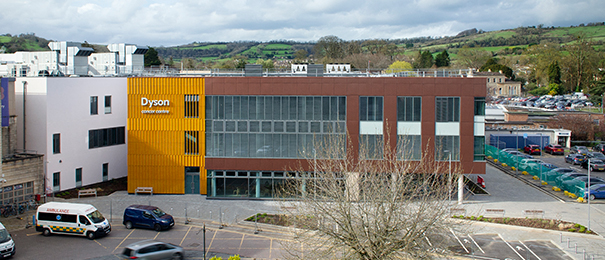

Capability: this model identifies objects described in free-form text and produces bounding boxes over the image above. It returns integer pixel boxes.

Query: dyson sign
[141,97,170,108]
[141,97,170,114]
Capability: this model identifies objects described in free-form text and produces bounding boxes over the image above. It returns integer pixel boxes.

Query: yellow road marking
[153,231,160,240]
[206,227,218,258]
[94,239,107,249]
[179,226,192,246]
[238,234,245,251]
[113,229,135,253]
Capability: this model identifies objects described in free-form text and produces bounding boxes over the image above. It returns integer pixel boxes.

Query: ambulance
[35,202,111,239]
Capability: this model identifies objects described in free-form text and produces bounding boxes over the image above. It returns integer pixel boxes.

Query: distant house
[468,71,521,97]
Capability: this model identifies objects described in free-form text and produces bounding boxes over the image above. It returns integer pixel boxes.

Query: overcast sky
[2,0,604,47]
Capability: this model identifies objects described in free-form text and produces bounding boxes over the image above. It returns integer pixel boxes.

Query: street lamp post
[444,150,452,202]
[584,159,591,230]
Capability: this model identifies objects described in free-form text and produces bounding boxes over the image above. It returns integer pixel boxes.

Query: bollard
[197,209,200,218]
[110,200,113,223]
[560,232,562,243]
[575,243,577,254]
[254,214,259,234]
[171,207,173,215]
[185,208,189,224]
[567,238,570,248]
[583,249,585,259]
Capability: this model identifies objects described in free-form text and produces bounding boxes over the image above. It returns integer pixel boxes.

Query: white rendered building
[13,77,127,193]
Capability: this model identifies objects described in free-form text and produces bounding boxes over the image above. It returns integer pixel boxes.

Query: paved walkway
[8,163,605,259]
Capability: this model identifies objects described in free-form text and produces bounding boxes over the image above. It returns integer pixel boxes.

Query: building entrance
[185,167,200,194]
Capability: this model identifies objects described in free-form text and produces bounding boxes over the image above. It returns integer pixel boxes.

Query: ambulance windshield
[86,210,105,224]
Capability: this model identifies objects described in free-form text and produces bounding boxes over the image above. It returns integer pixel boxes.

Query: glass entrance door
[185,167,200,194]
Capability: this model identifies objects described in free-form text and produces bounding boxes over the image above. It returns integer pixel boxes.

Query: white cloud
[1,0,604,46]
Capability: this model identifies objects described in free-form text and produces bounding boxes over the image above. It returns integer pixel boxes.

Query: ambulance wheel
[86,231,95,240]
[125,221,133,229]
[42,228,51,236]
[154,224,162,231]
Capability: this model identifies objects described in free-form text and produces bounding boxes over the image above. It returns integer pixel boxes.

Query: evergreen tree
[434,50,450,67]
[144,47,162,67]
[547,61,561,84]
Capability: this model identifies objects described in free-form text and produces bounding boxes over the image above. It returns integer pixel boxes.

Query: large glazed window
[185,95,200,118]
[397,97,421,122]
[88,127,126,149]
[185,131,199,155]
[435,135,460,161]
[474,97,485,116]
[206,96,346,158]
[435,97,460,122]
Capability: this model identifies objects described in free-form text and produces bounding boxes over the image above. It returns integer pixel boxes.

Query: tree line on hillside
[0,33,50,53]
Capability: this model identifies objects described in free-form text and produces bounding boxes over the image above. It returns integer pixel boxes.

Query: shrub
[470,216,476,220]
[574,223,581,228]
[210,257,222,260]
[579,226,586,233]
[568,228,577,232]
[477,216,483,221]
[228,255,241,260]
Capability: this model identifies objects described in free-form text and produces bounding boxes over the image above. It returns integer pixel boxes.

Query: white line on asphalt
[468,234,485,254]
[180,226,192,246]
[449,228,469,253]
[519,241,541,260]
[469,256,500,260]
[498,233,525,260]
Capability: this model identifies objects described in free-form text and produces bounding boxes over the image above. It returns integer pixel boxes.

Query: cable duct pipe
[22,81,26,150]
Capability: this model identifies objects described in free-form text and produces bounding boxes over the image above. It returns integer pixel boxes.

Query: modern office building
[127,76,487,197]
[13,77,128,193]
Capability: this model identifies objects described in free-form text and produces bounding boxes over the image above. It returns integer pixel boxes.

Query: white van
[0,222,15,257]
[35,202,111,239]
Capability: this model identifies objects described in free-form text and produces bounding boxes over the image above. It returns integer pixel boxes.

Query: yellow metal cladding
[127,77,205,194]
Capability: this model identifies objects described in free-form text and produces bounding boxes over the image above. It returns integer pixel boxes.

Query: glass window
[53,172,60,192]
[104,96,111,114]
[75,168,82,187]
[397,135,421,160]
[474,97,485,116]
[185,131,199,155]
[359,134,383,159]
[435,97,460,122]
[102,163,109,182]
[185,95,200,118]
[88,127,126,149]
[53,133,60,154]
[90,96,98,115]
[397,97,421,122]
[360,96,383,121]
[435,136,460,161]
[474,136,486,161]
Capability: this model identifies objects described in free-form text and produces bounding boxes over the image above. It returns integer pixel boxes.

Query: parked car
[564,154,585,165]
[593,144,605,154]
[561,176,605,194]
[120,240,184,260]
[544,144,564,155]
[586,152,605,160]
[571,146,589,156]
[585,183,605,200]
[524,144,541,155]
[518,159,545,172]
[543,168,575,182]
[581,159,605,171]
[555,172,588,188]
[123,205,175,231]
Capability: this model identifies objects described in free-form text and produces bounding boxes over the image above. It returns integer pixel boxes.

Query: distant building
[469,71,521,97]
[0,42,147,77]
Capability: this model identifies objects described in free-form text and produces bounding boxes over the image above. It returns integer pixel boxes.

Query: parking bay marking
[113,229,135,253]
[180,226,192,246]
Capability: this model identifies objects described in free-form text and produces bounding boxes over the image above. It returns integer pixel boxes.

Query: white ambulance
[35,202,111,239]
[0,222,15,258]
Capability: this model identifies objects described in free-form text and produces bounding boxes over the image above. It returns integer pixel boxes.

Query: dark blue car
[123,205,175,231]
[586,184,605,200]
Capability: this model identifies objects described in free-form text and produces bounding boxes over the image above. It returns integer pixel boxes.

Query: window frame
[52,133,60,154]
[90,96,98,115]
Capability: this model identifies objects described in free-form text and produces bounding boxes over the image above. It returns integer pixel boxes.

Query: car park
[518,159,545,172]
[123,205,175,231]
[544,144,564,155]
[581,159,605,171]
[585,183,605,200]
[524,144,541,155]
[120,240,184,260]
[564,154,585,165]
[36,202,111,240]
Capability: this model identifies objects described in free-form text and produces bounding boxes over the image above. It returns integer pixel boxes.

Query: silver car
[121,240,184,260]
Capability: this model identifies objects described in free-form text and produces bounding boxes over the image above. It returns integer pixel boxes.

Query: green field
[0,36,11,43]
[263,44,293,50]
[179,44,228,50]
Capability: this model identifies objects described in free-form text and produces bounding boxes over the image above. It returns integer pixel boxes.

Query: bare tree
[278,129,465,259]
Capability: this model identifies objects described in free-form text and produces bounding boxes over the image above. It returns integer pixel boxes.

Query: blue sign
[523,133,528,139]
[0,78,8,127]
[56,215,62,221]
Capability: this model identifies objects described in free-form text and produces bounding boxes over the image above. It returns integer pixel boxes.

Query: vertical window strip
[185,131,199,155]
